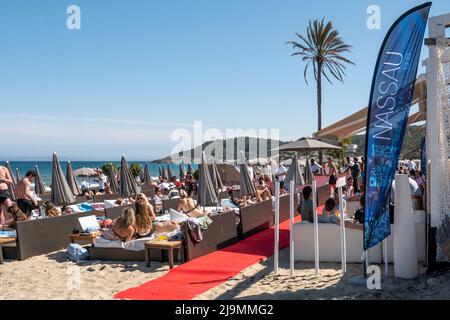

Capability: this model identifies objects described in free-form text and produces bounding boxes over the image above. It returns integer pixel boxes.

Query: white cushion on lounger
[94,237,152,251]
[294,222,382,263]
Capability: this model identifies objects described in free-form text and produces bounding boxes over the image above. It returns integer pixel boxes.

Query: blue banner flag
[364,3,431,250]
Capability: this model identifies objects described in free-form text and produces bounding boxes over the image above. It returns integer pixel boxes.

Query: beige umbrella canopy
[51,153,76,206]
[73,167,97,177]
[120,155,138,197]
[34,165,46,195]
[198,152,219,208]
[209,158,224,195]
[285,154,305,186]
[143,163,152,185]
[108,163,119,194]
[304,157,315,185]
[239,152,256,197]
[66,161,81,196]
[276,137,341,152]
[5,161,16,201]
[179,162,187,179]
[167,164,173,180]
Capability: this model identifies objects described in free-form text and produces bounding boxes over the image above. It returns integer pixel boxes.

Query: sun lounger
[89,238,172,262]
[182,210,238,261]
[105,204,135,220]
[3,211,95,261]
[162,198,180,213]
[239,199,273,239]
[94,193,120,203]
[294,222,382,263]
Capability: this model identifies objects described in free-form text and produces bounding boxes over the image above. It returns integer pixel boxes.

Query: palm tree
[287,19,354,164]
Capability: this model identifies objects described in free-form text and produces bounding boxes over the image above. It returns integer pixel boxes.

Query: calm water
[2,161,197,185]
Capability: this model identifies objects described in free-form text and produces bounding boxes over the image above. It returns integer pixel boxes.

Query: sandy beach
[0,251,170,300]
[1,247,449,300]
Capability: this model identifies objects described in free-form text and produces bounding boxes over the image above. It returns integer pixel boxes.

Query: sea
[2,161,197,186]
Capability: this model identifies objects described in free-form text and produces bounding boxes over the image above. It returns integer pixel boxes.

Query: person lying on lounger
[0,205,28,229]
[177,189,204,218]
[44,201,60,217]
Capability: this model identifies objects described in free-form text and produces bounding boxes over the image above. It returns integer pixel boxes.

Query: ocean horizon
[1,161,198,186]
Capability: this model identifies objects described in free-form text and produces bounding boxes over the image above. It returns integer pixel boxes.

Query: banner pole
[274,181,280,275]
[384,239,388,278]
[312,180,319,276]
[290,180,295,276]
[338,186,346,273]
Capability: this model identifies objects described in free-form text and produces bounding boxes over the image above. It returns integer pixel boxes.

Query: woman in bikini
[102,207,136,242]
[176,189,204,218]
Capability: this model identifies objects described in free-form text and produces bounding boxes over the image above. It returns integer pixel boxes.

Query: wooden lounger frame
[88,246,165,261]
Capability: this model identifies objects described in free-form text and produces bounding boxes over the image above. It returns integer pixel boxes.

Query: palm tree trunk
[317,61,323,165]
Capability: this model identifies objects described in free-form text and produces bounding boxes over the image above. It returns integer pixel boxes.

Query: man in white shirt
[407,158,417,172]
[310,158,323,175]
[98,172,108,193]
[275,164,287,188]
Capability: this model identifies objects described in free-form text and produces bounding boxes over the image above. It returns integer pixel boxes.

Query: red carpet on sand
[115,205,325,300]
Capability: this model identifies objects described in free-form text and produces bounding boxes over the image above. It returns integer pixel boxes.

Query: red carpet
[114,205,324,300]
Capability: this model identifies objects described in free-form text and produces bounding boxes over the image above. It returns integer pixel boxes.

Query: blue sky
[0,0,448,160]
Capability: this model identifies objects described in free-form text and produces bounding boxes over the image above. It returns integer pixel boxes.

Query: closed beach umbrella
[143,163,151,185]
[167,164,173,180]
[5,161,16,201]
[210,159,224,193]
[158,166,162,178]
[304,157,315,185]
[179,162,187,179]
[51,153,75,206]
[239,152,256,197]
[66,161,81,196]
[198,152,219,207]
[34,165,46,195]
[120,155,138,197]
[285,154,305,186]
[108,163,119,194]
[162,166,169,181]
[188,163,194,174]
[15,168,21,183]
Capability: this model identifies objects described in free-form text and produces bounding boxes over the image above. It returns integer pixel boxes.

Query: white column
[393,174,418,279]
[426,14,450,227]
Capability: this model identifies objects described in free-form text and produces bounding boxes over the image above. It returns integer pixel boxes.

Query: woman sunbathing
[102,207,136,242]
[176,189,204,218]
[44,202,60,217]
[255,177,271,202]
[134,201,154,238]
[0,206,27,229]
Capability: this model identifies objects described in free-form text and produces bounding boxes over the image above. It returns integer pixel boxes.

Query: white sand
[0,250,170,300]
[1,247,449,300]
[195,248,450,300]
